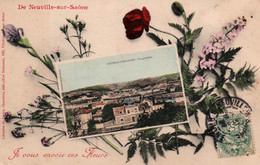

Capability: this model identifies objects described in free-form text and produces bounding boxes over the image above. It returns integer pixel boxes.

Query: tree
[102,104,115,122]
[87,119,96,133]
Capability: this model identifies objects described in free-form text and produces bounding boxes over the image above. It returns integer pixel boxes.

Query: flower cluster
[199,17,247,71]
[41,137,51,147]
[4,111,13,123]
[11,128,26,138]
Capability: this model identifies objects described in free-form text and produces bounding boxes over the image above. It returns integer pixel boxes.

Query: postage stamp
[56,46,189,139]
[206,97,255,158]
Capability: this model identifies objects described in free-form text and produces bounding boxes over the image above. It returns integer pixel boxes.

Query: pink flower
[200,59,216,70]
[76,19,86,24]
[25,66,34,76]
[11,129,26,138]
[203,43,213,54]
[212,42,223,53]
[206,59,216,70]
[194,74,207,84]
[51,46,60,54]
[198,52,206,59]
[41,137,51,147]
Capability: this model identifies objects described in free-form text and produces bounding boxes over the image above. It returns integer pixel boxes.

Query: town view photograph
[62,73,188,138]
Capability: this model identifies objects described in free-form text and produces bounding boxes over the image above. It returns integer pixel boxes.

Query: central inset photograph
[56,46,189,139]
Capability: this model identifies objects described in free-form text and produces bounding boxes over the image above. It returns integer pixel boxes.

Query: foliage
[4,15,122,154]
[87,119,97,133]
[102,104,115,122]
[135,104,187,128]
[126,1,256,164]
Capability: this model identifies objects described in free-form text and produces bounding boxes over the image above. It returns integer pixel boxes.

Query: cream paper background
[0,0,260,164]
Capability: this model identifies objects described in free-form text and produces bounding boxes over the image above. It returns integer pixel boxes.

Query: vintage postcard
[1,0,260,165]
[56,46,189,139]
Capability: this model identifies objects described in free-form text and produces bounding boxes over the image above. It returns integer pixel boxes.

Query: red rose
[123,7,151,39]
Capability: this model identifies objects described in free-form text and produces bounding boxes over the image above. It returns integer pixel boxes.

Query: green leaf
[100,136,123,155]
[38,82,60,98]
[229,69,235,81]
[166,137,195,151]
[181,61,193,86]
[177,137,196,147]
[225,82,237,96]
[168,23,185,34]
[155,143,165,157]
[183,123,191,133]
[217,47,241,63]
[217,87,230,98]
[194,142,203,154]
[139,141,148,165]
[156,133,171,143]
[186,27,203,44]
[194,110,200,126]
[141,128,157,140]
[177,39,185,57]
[28,103,35,107]
[44,55,54,70]
[18,38,32,48]
[127,142,137,162]
[146,32,167,46]
[148,142,156,160]
[27,49,38,58]
[14,122,21,126]
[187,12,195,25]
[234,63,256,90]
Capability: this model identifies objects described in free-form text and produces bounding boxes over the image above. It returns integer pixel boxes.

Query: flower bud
[2,24,24,45]
[171,2,184,16]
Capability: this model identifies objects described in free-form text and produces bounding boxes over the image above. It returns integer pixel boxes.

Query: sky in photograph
[57,46,180,92]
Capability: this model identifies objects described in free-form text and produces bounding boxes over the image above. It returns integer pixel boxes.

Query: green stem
[19,123,65,133]
[175,125,179,154]
[65,32,80,56]
[187,43,194,66]
[100,135,123,155]
[76,30,83,57]
[111,134,123,147]
[35,74,57,83]
[149,25,179,40]
[30,48,57,77]
[83,139,109,155]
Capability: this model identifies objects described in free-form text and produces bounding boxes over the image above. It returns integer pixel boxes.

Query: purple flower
[41,137,51,147]
[4,111,12,123]
[2,24,24,45]
[11,129,26,138]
